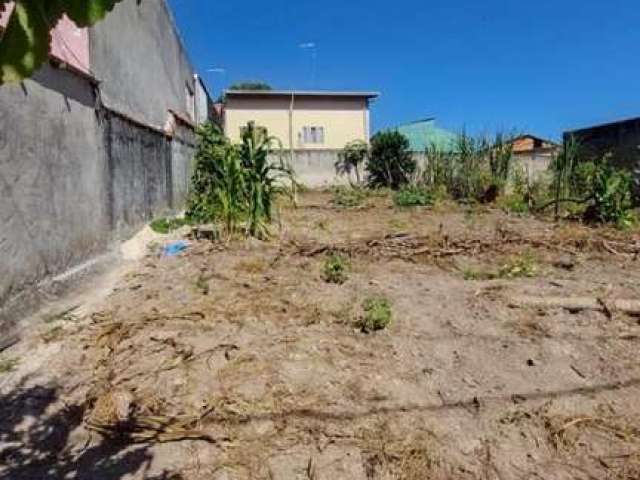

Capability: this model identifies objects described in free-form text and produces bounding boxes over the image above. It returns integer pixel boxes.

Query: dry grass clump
[0,357,19,374]
[543,412,640,478]
[360,426,450,480]
[234,258,269,274]
[546,414,640,450]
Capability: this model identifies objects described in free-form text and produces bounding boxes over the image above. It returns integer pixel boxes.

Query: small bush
[498,193,529,214]
[150,217,189,234]
[357,296,392,333]
[550,143,636,227]
[462,252,539,281]
[367,131,416,189]
[498,252,539,278]
[588,163,636,228]
[331,186,369,208]
[393,185,435,207]
[322,253,350,284]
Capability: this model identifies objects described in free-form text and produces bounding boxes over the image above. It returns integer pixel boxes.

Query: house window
[302,126,325,144]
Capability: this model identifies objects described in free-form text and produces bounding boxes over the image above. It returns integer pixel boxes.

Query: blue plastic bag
[163,241,189,257]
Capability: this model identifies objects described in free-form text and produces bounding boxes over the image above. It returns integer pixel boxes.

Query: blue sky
[169,0,640,140]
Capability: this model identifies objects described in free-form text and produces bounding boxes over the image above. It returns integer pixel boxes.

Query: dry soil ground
[1,191,640,480]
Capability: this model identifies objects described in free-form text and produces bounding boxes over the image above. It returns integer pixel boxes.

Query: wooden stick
[508,296,640,315]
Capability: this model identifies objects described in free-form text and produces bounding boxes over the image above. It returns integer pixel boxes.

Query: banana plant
[0,0,123,84]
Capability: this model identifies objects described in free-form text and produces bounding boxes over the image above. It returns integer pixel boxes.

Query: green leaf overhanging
[0,0,124,84]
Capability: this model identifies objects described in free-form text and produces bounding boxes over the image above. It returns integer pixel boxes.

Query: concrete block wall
[170,125,197,209]
[0,67,196,325]
[104,111,175,237]
[513,153,552,181]
[0,0,202,328]
[273,150,345,188]
[0,65,109,312]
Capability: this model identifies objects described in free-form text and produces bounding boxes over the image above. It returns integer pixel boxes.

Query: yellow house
[223,90,379,186]
[224,90,379,150]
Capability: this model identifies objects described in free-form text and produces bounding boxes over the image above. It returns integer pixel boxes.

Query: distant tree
[228,81,273,91]
[367,131,416,189]
[0,0,123,84]
[217,81,273,102]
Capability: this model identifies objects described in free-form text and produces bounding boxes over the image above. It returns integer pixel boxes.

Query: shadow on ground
[0,379,181,480]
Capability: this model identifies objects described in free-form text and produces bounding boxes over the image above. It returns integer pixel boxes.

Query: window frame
[302,126,325,145]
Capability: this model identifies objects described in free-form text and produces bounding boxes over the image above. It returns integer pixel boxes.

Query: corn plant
[187,123,231,223]
[550,136,582,218]
[214,146,247,234]
[423,142,455,189]
[239,122,295,238]
[187,122,295,238]
[488,132,514,187]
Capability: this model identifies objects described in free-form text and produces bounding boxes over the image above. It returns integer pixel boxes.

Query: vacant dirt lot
[1,191,640,479]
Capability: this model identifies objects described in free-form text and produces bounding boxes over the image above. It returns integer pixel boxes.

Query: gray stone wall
[89,0,197,129]
[0,0,201,324]
[171,124,197,209]
[104,111,174,238]
[0,68,196,324]
[0,65,108,310]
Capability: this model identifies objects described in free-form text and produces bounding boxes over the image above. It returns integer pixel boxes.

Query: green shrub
[331,186,369,208]
[322,253,350,284]
[367,131,416,189]
[550,143,636,227]
[588,163,636,228]
[498,194,529,214]
[393,185,434,207]
[357,296,392,332]
[150,217,189,234]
